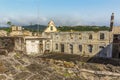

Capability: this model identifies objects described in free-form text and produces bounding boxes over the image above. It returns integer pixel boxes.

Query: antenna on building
[37,3,40,36]
[110,13,114,31]
[0,21,1,27]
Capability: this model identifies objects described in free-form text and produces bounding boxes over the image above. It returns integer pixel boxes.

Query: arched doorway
[61,44,64,53]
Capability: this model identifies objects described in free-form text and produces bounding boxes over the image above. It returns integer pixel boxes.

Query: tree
[7,21,12,27]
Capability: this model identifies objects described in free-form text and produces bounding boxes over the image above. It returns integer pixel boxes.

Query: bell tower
[44,20,57,32]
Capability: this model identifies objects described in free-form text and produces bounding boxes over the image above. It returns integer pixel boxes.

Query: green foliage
[0,27,11,32]
[20,25,110,32]
[23,24,47,32]
[58,26,110,31]
[7,21,12,26]
[0,24,110,33]
[63,73,72,77]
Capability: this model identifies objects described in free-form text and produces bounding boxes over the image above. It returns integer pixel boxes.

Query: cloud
[0,15,83,26]
[0,15,119,27]
[51,16,83,26]
[0,16,48,26]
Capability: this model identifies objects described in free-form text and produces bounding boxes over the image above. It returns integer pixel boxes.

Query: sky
[0,0,120,27]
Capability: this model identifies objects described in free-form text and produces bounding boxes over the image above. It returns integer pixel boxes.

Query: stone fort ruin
[0,13,120,59]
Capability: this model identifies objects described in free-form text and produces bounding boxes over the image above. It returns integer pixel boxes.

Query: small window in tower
[100,33,105,40]
[51,26,53,31]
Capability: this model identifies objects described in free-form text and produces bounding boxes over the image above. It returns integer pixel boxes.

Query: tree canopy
[57,26,109,32]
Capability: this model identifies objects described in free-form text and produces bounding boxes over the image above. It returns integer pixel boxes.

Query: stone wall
[0,30,7,36]
[43,31,113,58]
[0,37,15,52]
[24,37,52,55]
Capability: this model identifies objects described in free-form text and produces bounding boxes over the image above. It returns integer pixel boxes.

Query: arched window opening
[100,33,105,40]
[88,45,93,53]
[51,26,53,31]
[79,33,82,39]
[89,34,93,40]
[79,45,82,52]
[56,44,58,50]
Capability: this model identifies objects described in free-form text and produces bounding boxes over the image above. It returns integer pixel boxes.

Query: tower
[44,20,57,32]
[110,13,114,31]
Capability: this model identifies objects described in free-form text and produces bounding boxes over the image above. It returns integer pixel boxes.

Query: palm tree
[7,21,12,27]
[7,21,13,33]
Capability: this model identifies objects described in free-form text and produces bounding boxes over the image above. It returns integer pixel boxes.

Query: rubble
[0,52,120,80]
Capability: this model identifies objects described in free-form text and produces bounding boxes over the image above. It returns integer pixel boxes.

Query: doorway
[70,44,73,54]
[61,44,64,53]
[119,53,120,59]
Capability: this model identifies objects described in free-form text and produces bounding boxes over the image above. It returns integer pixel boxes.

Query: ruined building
[10,25,32,36]
[0,13,120,59]
[42,22,112,58]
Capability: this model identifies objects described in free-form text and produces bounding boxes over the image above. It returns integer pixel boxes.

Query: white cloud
[0,15,119,27]
[0,15,83,26]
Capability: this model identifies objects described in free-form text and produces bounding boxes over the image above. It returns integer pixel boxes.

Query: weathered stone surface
[0,75,6,80]
[0,52,120,80]
[26,63,46,73]
[28,74,45,80]
[14,72,31,80]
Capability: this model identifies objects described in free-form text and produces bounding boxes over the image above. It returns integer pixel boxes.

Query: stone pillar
[43,40,46,53]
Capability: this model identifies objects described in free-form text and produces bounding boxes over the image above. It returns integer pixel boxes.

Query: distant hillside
[23,25,110,32]
[0,27,11,32]
[23,24,47,32]
[58,26,110,32]
[0,25,47,32]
